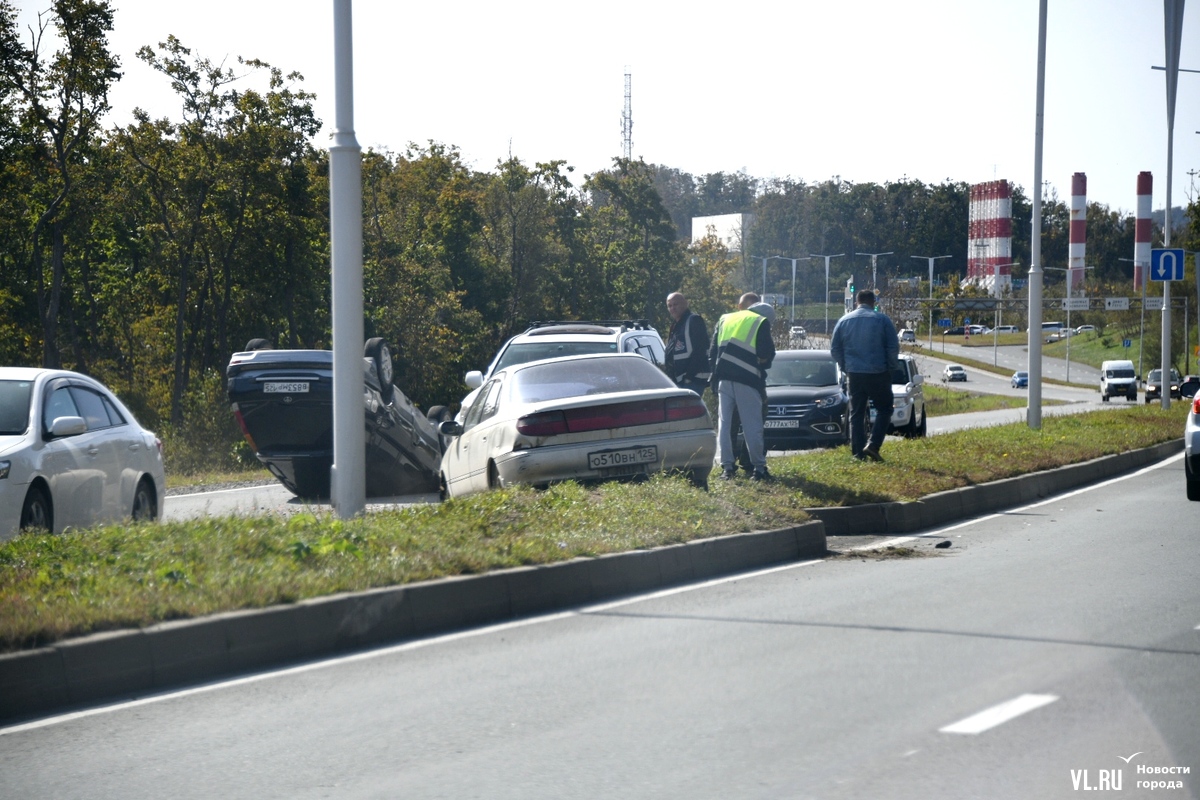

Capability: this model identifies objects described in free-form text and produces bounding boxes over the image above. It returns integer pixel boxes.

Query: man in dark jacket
[709,292,776,481]
[665,292,710,395]
[830,289,899,461]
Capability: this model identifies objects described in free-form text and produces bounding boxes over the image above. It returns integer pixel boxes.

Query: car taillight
[566,400,664,432]
[1193,396,1200,414]
[665,395,708,421]
[516,411,568,436]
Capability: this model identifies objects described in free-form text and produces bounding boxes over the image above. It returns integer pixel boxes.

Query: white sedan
[0,368,165,539]
[439,354,716,498]
[942,364,968,382]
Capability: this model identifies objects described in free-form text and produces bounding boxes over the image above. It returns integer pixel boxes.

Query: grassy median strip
[0,407,1185,653]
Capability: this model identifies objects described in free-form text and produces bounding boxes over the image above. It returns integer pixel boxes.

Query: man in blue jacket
[830,289,899,461]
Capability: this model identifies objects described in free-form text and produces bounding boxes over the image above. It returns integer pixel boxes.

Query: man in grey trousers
[830,289,899,462]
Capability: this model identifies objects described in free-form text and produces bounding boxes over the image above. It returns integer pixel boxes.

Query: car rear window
[0,380,33,435]
[510,357,672,404]
[493,342,619,373]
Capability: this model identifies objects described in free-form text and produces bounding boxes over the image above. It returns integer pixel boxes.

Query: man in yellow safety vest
[708,292,776,481]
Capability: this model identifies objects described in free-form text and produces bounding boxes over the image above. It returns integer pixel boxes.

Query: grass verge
[0,406,1185,653]
[922,384,1066,416]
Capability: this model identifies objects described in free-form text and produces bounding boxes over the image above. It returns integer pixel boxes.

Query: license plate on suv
[588,445,658,470]
[264,382,310,394]
[764,419,800,429]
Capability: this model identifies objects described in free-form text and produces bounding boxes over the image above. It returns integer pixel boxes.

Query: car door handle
[128,443,141,452]
[87,447,100,457]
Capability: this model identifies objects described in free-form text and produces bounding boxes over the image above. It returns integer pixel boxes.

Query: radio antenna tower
[621,67,633,160]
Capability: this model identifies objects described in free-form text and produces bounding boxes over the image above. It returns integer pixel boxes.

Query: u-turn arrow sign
[1150,249,1184,281]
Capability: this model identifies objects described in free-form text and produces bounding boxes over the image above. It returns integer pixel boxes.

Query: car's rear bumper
[494,428,716,487]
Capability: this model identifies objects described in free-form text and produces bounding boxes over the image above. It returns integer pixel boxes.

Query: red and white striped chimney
[1068,173,1087,294]
[1134,172,1152,292]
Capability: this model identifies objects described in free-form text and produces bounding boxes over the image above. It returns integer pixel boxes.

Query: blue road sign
[1123,339,1132,348]
[964,317,971,325]
[1150,248,1185,281]
[939,318,951,327]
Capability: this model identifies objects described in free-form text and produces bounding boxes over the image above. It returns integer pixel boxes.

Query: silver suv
[459,320,667,417]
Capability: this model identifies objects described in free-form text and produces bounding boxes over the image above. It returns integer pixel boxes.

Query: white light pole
[788,257,811,324]
[856,251,893,292]
[1027,0,1047,429]
[911,255,951,349]
[1045,265,1093,383]
[988,262,1018,366]
[1160,0,1184,409]
[329,0,365,518]
[751,255,805,315]
[1119,256,1149,380]
[811,253,844,335]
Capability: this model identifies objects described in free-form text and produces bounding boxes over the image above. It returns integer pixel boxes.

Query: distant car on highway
[1011,371,1029,388]
[942,364,967,382]
[993,325,1019,334]
[898,328,916,343]
[944,326,966,336]
[1144,368,1182,403]
[1075,325,1096,335]
[0,368,165,539]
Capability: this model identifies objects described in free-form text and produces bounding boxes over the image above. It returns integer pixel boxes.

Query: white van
[1100,359,1138,402]
[993,325,1019,334]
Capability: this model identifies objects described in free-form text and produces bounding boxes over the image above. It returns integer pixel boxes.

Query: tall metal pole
[329,0,365,517]
[912,255,951,350]
[857,252,893,292]
[1027,0,1048,429]
[786,258,811,324]
[1161,0,1185,409]
[812,253,844,335]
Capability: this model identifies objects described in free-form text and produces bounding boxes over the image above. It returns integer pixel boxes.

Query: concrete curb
[806,439,1181,536]
[1,439,1181,723]
[1,522,827,722]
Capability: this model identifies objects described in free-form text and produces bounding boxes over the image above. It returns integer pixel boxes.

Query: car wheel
[244,338,272,351]
[1101,393,1109,402]
[364,337,395,404]
[687,467,710,492]
[1127,393,1136,401]
[487,461,504,491]
[438,473,449,502]
[20,485,52,533]
[1187,459,1200,501]
[131,478,156,521]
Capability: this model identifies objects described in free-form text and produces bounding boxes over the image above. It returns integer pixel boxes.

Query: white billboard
[691,213,755,253]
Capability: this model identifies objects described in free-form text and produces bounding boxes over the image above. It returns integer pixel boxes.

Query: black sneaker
[720,468,737,481]
[863,446,883,462]
[750,468,771,482]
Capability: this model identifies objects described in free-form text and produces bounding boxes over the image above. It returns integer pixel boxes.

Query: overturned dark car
[227,338,447,498]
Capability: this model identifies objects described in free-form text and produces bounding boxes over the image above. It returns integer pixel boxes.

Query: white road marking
[939,693,1059,734]
[0,559,824,736]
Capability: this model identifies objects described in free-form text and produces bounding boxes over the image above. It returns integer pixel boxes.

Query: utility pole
[856,252,893,292]
[811,253,845,335]
[911,255,951,349]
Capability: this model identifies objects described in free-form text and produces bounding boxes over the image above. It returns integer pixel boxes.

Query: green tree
[0,0,119,367]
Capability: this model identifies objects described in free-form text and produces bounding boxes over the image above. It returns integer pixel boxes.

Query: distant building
[691,213,755,253]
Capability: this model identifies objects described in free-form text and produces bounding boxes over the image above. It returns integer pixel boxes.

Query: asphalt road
[4,456,1196,799]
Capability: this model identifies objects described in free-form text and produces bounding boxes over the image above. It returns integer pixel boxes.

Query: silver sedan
[0,367,165,539]
[439,354,716,497]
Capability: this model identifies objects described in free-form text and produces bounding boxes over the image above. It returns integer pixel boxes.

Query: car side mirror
[464,371,483,389]
[49,415,86,438]
[439,419,464,437]
[912,374,923,386]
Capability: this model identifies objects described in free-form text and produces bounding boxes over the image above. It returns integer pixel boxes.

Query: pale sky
[13,0,1200,213]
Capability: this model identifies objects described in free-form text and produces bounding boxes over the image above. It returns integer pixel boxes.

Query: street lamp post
[989,262,1018,366]
[1045,264,1094,383]
[751,255,806,319]
[1119,256,1149,381]
[811,253,845,335]
[911,255,951,350]
[855,251,893,292]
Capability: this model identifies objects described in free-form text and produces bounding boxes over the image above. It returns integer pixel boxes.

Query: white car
[1186,394,1199,501]
[439,353,715,497]
[0,368,165,539]
[869,355,926,438]
[458,320,666,421]
[942,364,967,382]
